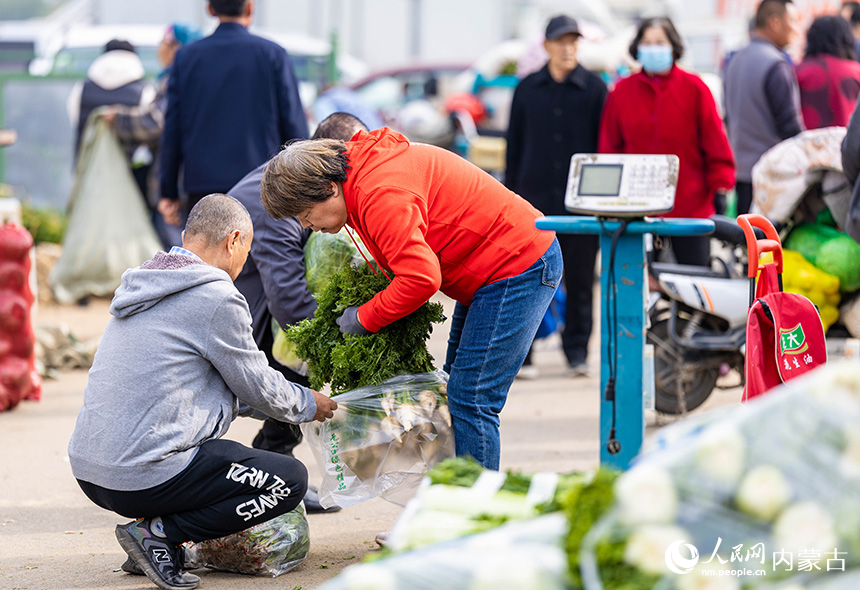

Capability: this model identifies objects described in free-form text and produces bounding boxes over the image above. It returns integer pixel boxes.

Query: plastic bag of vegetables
[303,371,454,509]
[185,505,309,577]
[271,229,370,371]
[316,513,570,590]
[386,456,588,552]
[579,361,860,590]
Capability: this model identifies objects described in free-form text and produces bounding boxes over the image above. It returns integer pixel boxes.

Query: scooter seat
[650,262,728,279]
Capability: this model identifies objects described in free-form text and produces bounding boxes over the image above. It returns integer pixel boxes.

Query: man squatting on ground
[67,194,338,590]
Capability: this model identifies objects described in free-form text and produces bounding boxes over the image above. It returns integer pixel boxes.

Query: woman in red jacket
[599,17,735,267]
[260,128,561,471]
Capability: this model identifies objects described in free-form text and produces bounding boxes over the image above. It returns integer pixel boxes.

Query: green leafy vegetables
[286,263,445,394]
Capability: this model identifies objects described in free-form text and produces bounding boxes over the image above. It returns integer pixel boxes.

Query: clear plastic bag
[185,505,309,577]
[316,513,569,590]
[580,361,860,589]
[303,229,368,296]
[303,370,454,509]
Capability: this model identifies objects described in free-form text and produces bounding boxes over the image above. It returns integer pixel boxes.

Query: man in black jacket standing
[505,15,607,378]
[231,113,368,513]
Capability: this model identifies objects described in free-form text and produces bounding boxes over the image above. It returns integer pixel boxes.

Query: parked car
[29,25,368,108]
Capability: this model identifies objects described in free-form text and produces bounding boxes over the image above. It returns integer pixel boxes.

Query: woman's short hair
[805,15,856,61]
[261,139,350,220]
[628,17,685,62]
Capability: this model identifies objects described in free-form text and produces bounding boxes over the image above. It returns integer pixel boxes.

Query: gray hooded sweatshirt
[68,252,317,491]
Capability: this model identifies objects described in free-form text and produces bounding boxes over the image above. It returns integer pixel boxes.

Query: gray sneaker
[120,546,195,576]
[115,518,199,590]
[567,362,592,378]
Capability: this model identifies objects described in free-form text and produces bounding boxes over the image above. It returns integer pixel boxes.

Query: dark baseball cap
[545,15,581,40]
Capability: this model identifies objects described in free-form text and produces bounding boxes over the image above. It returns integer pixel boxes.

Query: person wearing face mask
[724,0,804,215]
[598,17,735,267]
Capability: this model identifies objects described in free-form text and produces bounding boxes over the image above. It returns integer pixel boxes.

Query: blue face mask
[637,45,674,74]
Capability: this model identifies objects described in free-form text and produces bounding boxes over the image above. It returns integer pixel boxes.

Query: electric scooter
[646,216,765,414]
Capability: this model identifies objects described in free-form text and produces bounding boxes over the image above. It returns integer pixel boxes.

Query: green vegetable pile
[286,263,445,394]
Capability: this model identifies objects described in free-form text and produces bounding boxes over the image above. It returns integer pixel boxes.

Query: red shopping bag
[739,215,827,402]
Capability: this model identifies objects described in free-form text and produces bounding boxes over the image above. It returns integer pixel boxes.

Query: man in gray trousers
[68,194,337,590]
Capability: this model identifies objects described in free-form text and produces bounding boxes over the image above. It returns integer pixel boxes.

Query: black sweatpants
[77,439,308,544]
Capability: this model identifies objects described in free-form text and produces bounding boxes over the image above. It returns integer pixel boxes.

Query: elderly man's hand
[158,198,182,226]
[312,390,338,422]
[335,305,371,336]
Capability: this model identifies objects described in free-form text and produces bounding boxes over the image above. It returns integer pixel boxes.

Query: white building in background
[86,0,842,74]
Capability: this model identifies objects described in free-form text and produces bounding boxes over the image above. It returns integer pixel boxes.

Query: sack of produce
[579,361,860,589]
[781,249,841,331]
[304,371,454,509]
[290,261,449,507]
[185,505,309,577]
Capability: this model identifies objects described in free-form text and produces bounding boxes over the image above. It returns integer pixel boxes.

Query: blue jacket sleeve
[158,58,183,200]
[275,50,310,142]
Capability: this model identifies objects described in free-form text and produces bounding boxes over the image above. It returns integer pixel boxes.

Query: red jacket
[598,66,735,219]
[343,128,555,333]
[796,54,860,129]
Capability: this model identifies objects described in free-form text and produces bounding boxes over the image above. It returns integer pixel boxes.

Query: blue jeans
[442,238,562,470]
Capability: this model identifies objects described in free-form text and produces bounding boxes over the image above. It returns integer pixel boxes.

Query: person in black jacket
[158,0,308,226]
[231,112,368,514]
[505,15,607,378]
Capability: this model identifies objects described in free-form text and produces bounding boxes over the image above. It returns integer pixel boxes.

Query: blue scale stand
[535,216,714,469]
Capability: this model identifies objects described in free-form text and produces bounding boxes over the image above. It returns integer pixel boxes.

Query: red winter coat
[796,54,860,129]
[598,65,736,219]
[343,128,555,333]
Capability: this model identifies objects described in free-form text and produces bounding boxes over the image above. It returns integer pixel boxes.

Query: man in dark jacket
[232,112,368,513]
[158,0,308,225]
[505,14,607,378]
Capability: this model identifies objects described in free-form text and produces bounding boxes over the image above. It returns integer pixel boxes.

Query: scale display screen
[578,164,623,196]
[564,154,679,217]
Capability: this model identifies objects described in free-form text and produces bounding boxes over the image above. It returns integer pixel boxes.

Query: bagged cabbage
[579,361,860,589]
[185,505,309,577]
[317,514,570,590]
[303,371,454,509]
[387,456,588,552]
